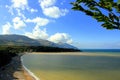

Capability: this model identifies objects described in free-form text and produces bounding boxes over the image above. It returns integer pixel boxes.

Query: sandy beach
[0,55,36,80]
[31,52,120,57]
[1,52,119,80]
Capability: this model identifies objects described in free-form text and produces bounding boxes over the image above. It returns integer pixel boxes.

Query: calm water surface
[22,52,120,80]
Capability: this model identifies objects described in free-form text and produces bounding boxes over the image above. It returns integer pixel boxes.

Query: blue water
[81,49,120,52]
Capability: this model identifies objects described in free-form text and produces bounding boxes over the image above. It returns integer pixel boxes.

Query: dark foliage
[71,0,120,30]
[29,46,80,52]
[0,46,80,68]
[0,50,17,68]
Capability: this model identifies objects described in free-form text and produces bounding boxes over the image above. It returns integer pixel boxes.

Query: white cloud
[39,0,68,18]
[43,6,68,18]
[5,5,27,19]
[26,17,49,27]
[39,0,56,8]
[2,22,11,34]
[49,33,73,44]
[25,17,50,39]
[5,5,14,15]
[25,27,48,39]
[30,8,38,13]
[12,17,26,30]
[6,0,38,16]
[11,0,28,10]
[16,9,26,19]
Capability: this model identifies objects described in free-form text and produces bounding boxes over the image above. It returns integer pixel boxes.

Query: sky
[0,0,120,49]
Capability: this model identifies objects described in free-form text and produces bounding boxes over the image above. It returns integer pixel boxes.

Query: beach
[31,52,120,57]
[23,52,120,80]
[0,55,36,80]
[1,52,120,80]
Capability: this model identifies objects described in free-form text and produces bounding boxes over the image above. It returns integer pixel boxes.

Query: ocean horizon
[81,49,120,52]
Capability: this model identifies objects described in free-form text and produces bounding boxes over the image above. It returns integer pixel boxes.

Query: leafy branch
[71,0,120,30]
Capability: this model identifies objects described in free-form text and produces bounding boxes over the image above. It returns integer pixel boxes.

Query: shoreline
[1,52,120,80]
[30,52,120,57]
[21,57,40,80]
[0,55,36,80]
[22,65,40,80]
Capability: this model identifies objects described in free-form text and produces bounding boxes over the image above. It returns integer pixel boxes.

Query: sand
[1,52,119,80]
[13,67,35,80]
[31,52,120,57]
[0,55,36,80]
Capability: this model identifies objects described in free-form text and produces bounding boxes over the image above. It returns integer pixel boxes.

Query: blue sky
[0,0,120,49]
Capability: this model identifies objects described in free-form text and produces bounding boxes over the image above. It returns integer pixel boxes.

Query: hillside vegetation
[0,46,80,68]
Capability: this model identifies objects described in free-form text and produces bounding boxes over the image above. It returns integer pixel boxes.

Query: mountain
[57,42,78,49]
[36,39,60,47]
[0,35,40,46]
[0,34,78,50]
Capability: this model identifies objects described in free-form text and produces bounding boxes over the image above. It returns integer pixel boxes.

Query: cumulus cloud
[39,0,56,8]
[11,0,28,10]
[12,17,26,30]
[25,17,50,40]
[3,0,70,42]
[5,0,27,16]
[49,33,73,44]
[25,27,48,39]
[2,22,11,34]
[6,0,38,16]
[26,17,49,27]
[43,6,68,18]
[39,0,68,18]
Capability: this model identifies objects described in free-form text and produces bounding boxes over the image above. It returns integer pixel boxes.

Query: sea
[22,49,120,80]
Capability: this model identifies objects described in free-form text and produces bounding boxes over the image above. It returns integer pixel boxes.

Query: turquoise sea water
[81,49,120,52]
[22,52,120,80]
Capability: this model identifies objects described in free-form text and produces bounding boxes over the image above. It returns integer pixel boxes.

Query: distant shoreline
[30,52,120,57]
